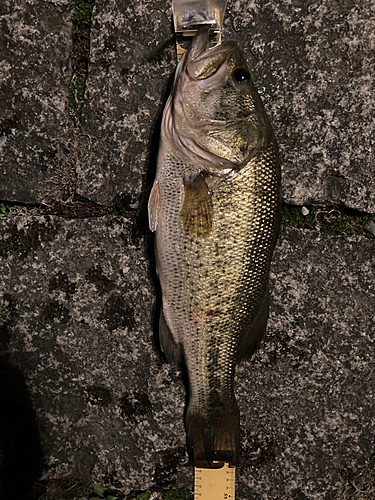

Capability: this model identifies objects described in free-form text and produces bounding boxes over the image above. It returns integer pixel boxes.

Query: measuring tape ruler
[194,463,235,499]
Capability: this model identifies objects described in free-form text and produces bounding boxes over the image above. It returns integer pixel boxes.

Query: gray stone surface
[237,229,375,499]
[0,215,187,492]
[77,0,375,212]
[225,0,375,213]
[76,0,175,207]
[0,0,74,204]
[1,217,374,499]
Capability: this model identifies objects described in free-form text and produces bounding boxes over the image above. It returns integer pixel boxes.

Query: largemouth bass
[148,27,281,467]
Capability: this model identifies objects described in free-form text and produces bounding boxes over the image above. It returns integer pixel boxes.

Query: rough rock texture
[1,218,374,499]
[77,0,375,212]
[0,215,187,493]
[225,0,375,213]
[76,0,175,208]
[0,0,74,204]
[237,228,375,500]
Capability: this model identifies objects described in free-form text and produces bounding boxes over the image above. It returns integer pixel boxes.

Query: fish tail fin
[186,402,240,467]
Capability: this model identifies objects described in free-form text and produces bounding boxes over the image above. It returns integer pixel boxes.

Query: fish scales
[148,27,281,467]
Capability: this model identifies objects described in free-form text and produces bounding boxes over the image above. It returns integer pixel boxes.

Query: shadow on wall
[0,321,44,499]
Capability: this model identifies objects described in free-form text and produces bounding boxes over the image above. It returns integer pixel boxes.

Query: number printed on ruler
[194,463,235,500]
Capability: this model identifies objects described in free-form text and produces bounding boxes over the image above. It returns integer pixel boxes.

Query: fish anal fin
[148,180,161,232]
[159,306,182,366]
[180,174,213,239]
[237,288,269,363]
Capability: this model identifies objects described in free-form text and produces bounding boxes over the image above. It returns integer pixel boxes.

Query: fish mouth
[166,27,258,173]
[188,26,237,64]
[177,29,252,132]
[186,26,238,82]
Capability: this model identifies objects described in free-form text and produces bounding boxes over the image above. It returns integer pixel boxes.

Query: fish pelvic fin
[186,402,240,467]
[159,306,182,365]
[148,180,161,232]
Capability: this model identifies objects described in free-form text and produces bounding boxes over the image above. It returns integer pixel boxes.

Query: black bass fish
[148,27,281,467]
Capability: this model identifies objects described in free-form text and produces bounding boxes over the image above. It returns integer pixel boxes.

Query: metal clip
[172,0,228,60]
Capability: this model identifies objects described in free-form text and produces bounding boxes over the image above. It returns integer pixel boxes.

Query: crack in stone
[281,204,375,240]
[0,199,374,240]
[0,199,119,219]
[68,0,96,121]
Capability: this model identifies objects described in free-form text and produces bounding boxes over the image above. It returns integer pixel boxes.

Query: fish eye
[233,68,250,84]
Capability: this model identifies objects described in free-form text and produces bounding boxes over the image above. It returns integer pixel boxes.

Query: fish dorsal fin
[180,174,213,239]
[148,180,161,232]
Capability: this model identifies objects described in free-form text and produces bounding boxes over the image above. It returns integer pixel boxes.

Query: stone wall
[0,1,374,499]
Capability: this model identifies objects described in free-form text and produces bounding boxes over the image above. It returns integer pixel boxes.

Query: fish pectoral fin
[180,174,213,239]
[237,287,269,363]
[148,180,161,232]
[159,306,182,366]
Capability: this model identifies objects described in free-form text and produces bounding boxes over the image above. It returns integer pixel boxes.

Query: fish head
[166,27,269,170]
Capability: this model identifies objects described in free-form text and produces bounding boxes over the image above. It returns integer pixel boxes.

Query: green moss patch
[68,0,96,119]
[0,202,12,218]
[73,0,96,25]
[163,488,191,499]
[281,205,375,239]
[68,75,87,119]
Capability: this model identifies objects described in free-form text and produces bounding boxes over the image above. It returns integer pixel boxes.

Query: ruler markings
[194,463,235,500]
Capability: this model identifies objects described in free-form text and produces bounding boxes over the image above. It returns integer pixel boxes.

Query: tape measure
[194,463,235,499]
